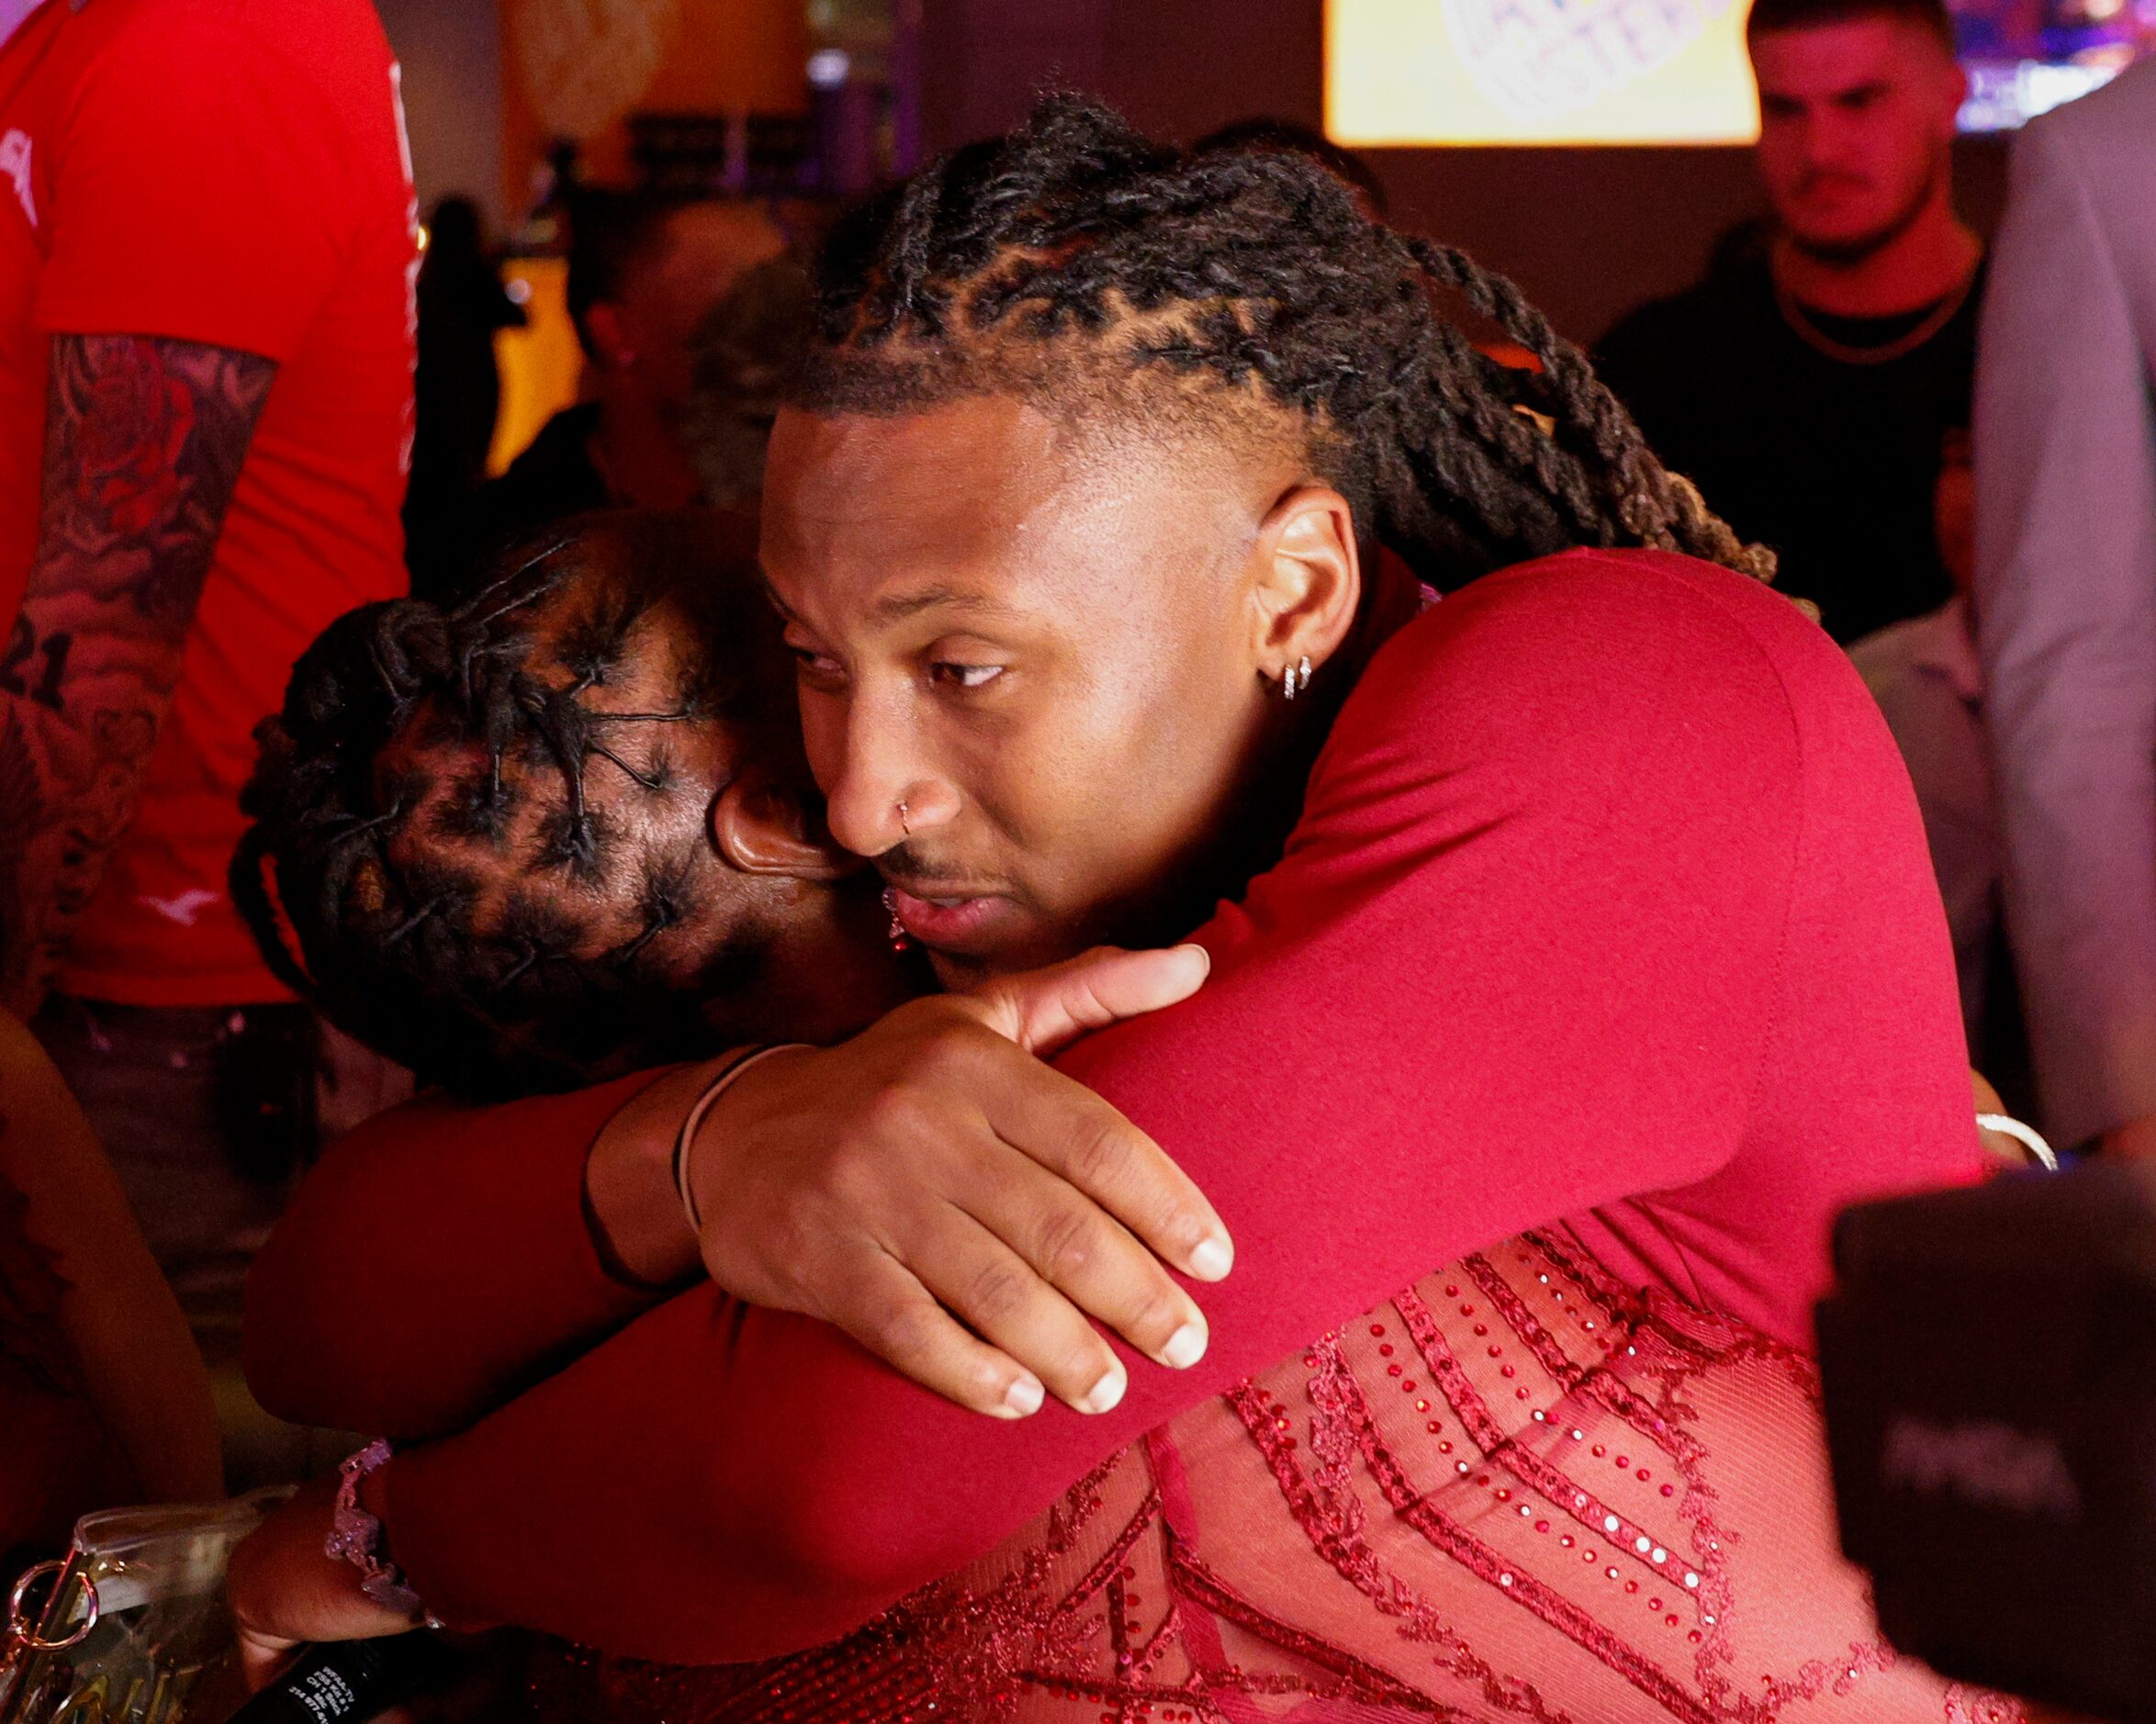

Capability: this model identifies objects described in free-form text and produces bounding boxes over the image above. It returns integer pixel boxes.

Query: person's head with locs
[232,512,917,1099]
[761,95,1773,985]
[1746,0,1966,266]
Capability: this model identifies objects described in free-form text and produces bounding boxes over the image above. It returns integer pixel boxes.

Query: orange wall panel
[499,0,808,207]
[646,0,811,113]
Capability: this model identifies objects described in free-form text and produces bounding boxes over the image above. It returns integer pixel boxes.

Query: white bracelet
[673,1045,812,1233]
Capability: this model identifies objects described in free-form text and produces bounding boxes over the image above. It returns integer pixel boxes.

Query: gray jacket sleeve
[1975,76,2156,1148]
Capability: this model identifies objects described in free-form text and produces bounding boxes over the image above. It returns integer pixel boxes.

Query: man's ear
[711,774,863,880]
[1247,484,1363,683]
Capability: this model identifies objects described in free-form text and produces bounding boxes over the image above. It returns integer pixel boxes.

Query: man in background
[402,196,525,600]
[1595,0,1981,644]
[1851,426,2028,1111]
[458,191,792,593]
[1975,60,2156,1156]
[0,0,417,1357]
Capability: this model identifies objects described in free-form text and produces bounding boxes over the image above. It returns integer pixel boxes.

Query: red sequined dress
[528,1231,2014,1722]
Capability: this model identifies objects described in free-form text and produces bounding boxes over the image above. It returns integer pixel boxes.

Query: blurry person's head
[682,253,815,511]
[423,196,486,266]
[234,511,917,1096]
[568,192,790,419]
[1193,118,1389,219]
[764,96,1772,986]
[1935,424,1973,598]
[1746,0,1966,264]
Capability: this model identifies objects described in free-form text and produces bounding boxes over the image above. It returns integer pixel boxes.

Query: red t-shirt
[247,550,1987,1661]
[0,0,416,1004]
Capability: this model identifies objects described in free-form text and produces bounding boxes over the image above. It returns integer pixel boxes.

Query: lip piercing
[882,885,913,952]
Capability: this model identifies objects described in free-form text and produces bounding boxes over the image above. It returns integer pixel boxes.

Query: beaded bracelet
[325,1439,432,1619]
[672,1044,812,1233]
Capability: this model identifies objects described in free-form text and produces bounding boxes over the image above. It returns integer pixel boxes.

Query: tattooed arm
[0,334,276,1016]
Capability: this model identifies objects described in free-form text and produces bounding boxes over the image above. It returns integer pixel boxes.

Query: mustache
[876,843,972,888]
[875,844,1016,899]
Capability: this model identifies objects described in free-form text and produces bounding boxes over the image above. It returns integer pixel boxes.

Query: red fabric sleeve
[375,550,1938,1662]
[37,11,350,356]
[241,1076,658,1439]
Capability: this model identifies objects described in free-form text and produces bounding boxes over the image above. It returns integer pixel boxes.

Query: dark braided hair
[232,511,792,1099]
[792,95,1772,593]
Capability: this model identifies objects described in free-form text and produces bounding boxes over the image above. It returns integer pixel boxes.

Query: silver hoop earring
[896,800,912,837]
[1282,655,1312,703]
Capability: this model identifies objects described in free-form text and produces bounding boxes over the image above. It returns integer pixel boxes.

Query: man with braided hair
[232,98,2004,1719]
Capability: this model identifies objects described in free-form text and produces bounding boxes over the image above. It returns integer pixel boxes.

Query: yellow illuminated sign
[1326,0,1765,145]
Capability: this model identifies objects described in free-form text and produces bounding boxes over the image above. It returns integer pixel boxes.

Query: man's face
[759,397,1289,983]
[1750,18,1965,263]
[614,204,787,413]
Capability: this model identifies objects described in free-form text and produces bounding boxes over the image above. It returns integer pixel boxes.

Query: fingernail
[1161,1319,1208,1369]
[1001,1375,1045,1417]
[1188,1234,1233,1281]
[1078,1363,1127,1415]
[1174,943,1212,979]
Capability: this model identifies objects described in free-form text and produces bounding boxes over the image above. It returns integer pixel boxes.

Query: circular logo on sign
[1441,0,1737,118]
[509,0,684,139]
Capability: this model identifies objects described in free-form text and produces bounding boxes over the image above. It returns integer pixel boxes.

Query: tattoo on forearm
[0,615,70,710]
[0,335,275,1013]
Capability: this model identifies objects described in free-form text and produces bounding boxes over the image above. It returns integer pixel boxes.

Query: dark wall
[920,0,2006,343]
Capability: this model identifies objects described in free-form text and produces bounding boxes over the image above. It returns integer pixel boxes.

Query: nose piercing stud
[897,800,912,837]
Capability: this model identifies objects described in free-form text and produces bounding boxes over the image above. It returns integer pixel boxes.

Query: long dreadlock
[231,512,780,1098]
[792,95,1772,592]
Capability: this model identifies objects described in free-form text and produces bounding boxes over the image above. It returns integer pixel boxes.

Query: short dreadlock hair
[233,511,793,1099]
[793,95,1771,595]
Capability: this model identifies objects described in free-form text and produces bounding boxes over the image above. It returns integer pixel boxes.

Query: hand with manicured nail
[662,944,1233,1418]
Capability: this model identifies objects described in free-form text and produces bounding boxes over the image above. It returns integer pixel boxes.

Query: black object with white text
[1818,1158,2156,1719]
[226,1635,447,1724]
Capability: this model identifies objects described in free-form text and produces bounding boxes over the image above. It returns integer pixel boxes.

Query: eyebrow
[869,585,1023,623]
[758,573,1023,627]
